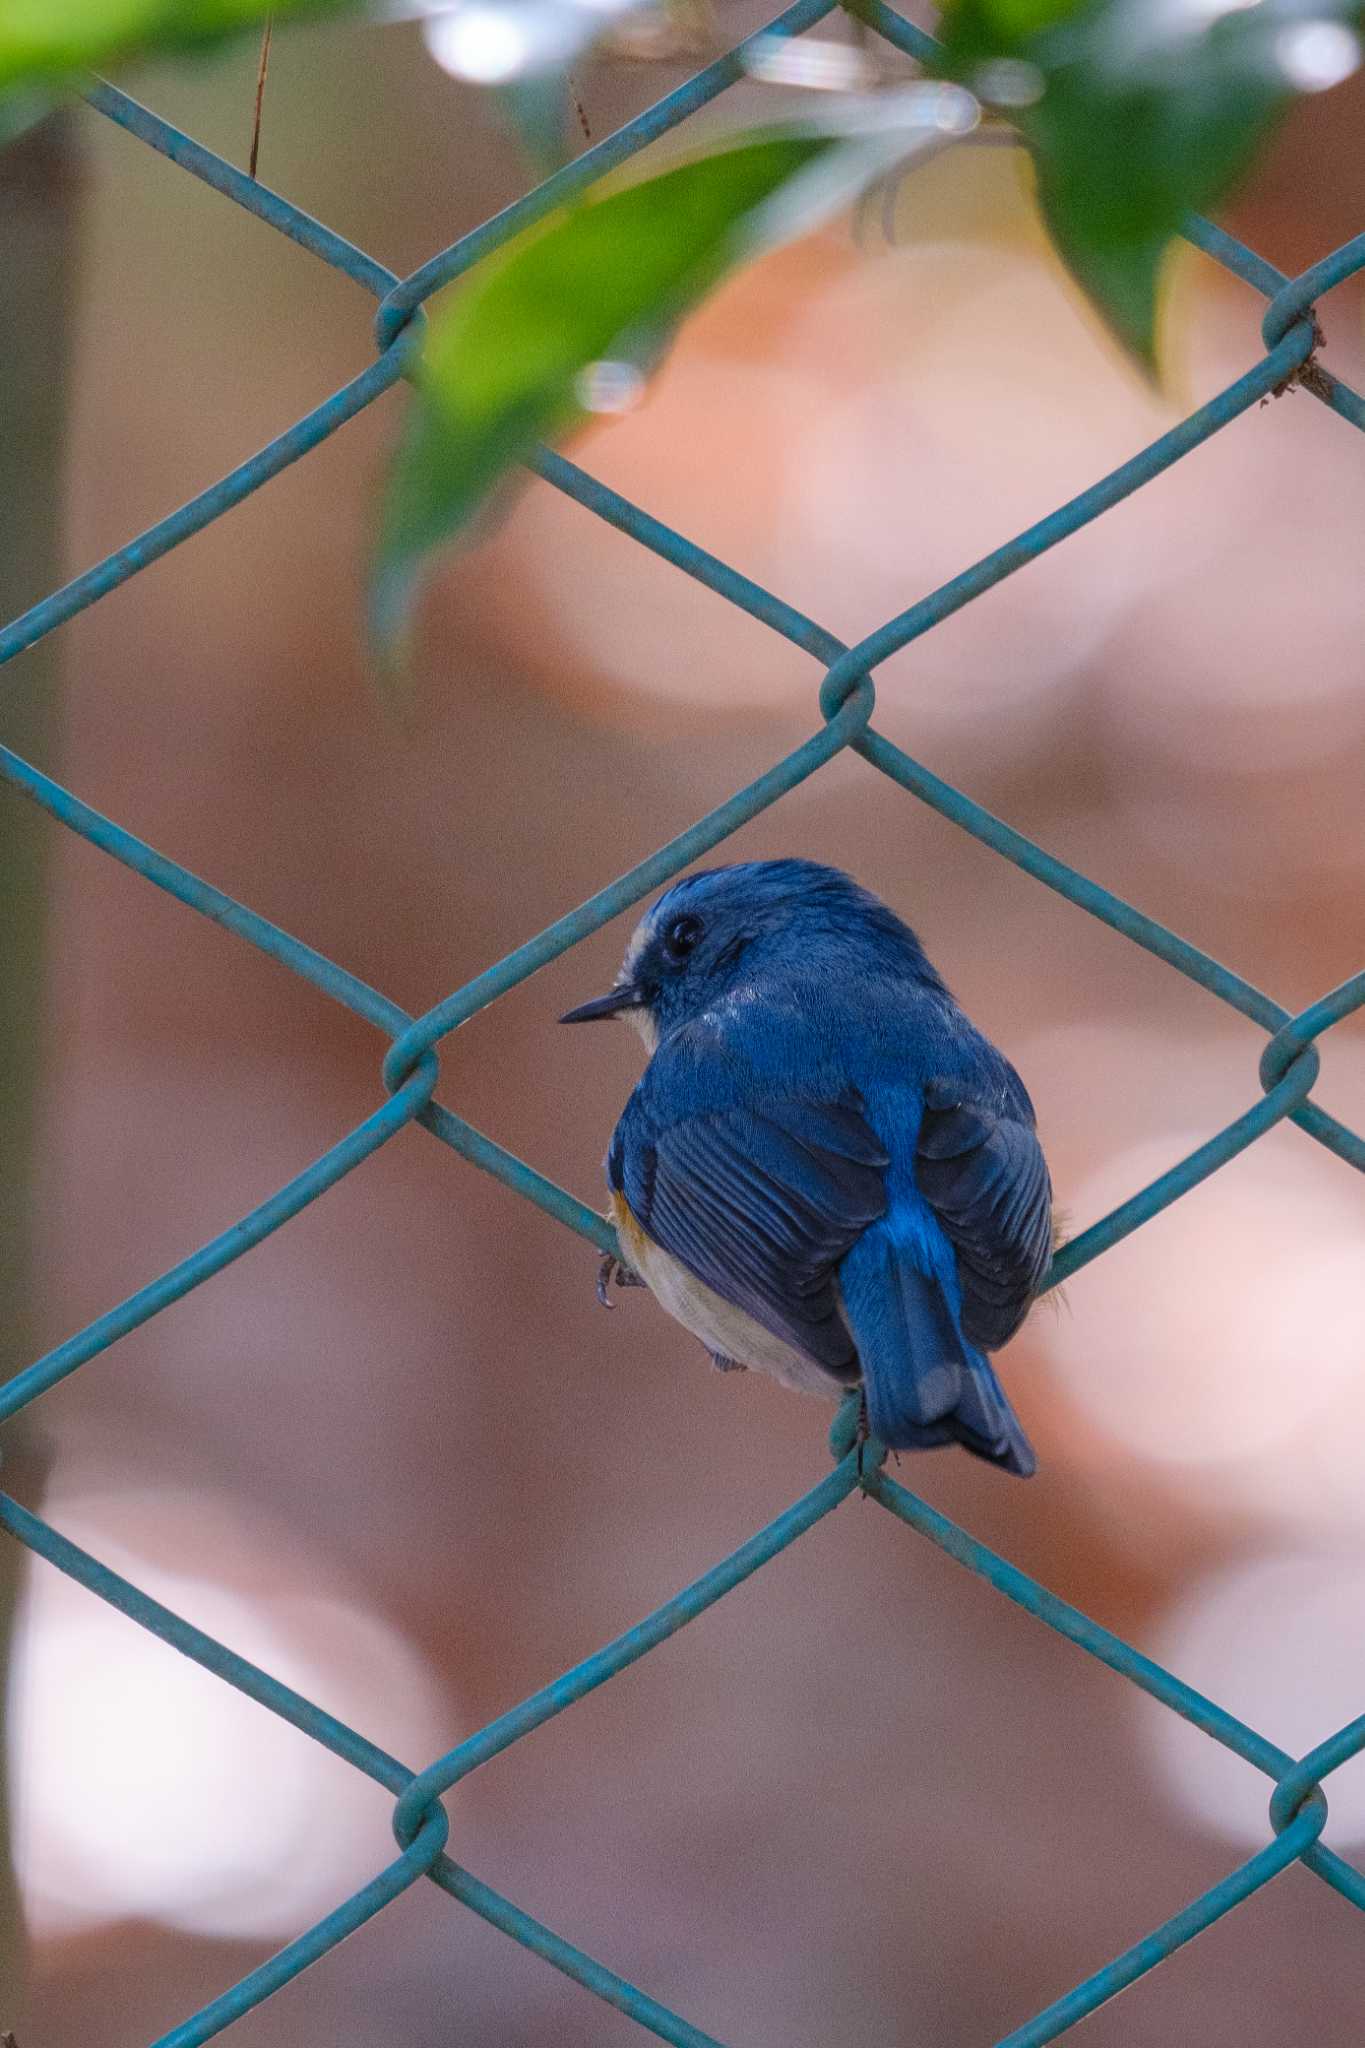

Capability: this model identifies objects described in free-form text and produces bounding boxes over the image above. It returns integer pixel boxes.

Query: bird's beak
[559,982,646,1025]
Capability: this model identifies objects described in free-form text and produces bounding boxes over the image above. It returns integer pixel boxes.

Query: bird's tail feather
[840,1224,1036,1478]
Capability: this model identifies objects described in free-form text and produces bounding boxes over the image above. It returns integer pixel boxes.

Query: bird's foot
[855,1388,870,1485]
[596,1251,644,1307]
[850,1391,896,1483]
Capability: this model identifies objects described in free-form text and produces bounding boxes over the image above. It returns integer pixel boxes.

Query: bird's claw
[597,1251,644,1307]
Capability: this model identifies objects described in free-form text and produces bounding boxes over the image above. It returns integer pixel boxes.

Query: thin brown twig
[248,17,274,181]
[567,75,592,147]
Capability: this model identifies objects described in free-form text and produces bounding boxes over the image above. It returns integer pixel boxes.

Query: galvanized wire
[2,7,1364,2043]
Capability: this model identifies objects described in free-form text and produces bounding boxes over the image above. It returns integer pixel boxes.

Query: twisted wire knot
[1258,970,1365,1100]
[1262,232,1365,351]
[393,1768,455,1857]
[383,1027,445,1101]
[1272,1714,1365,1846]
[1269,1762,1329,1843]
[373,291,429,361]
[1261,287,1322,355]
[1258,1036,1320,1106]
[818,662,877,729]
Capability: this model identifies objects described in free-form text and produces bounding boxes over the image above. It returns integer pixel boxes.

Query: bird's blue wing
[609,1093,889,1375]
[913,1077,1053,1350]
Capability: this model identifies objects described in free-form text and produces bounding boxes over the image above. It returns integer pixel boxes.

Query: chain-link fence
[2,8,1364,2044]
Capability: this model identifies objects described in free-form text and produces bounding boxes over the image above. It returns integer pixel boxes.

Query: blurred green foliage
[3,0,1357,664]
[935,0,1340,360]
[0,0,351,99]
[375,127,859,652]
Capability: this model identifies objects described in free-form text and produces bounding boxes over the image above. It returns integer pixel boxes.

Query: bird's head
[559,859,936,1049]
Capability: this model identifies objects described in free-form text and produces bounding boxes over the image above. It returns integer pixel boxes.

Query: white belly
[622,1212,851,1401]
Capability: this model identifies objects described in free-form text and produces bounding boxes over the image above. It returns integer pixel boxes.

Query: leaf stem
[248,17,273,181]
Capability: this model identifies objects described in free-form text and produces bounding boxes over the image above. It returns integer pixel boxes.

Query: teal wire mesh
[3,10,1365,2044]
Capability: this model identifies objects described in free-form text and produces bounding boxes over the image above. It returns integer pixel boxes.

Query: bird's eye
[665,914,703,961]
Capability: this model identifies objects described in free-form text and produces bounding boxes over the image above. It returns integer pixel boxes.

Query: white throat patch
[625,1004,658,1052]
[619,913,659,1051]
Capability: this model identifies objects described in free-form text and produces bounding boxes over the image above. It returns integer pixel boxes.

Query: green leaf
[0,0,354,99]
[936,0,1359,365]
[372,96,972,656]
[1034,191,1168,366]
[943,0,1089,47]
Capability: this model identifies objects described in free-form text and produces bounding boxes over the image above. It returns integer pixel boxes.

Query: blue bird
[561,860,1052,1475]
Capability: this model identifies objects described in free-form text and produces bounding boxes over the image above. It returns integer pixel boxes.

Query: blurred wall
[5,16,1365,2046]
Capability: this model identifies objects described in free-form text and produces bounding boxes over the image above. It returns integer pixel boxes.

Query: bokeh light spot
[1142,1552,1365,1846]
[11,1489,452,1940]
[1042,1132,1365,1484]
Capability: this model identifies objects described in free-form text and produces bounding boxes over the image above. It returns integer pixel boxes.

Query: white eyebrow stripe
[621,914,651,980]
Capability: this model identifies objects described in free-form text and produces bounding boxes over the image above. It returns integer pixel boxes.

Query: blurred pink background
[6,11,1365,2043]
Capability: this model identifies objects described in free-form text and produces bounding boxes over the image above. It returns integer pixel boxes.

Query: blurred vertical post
[0,109,80,2010]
